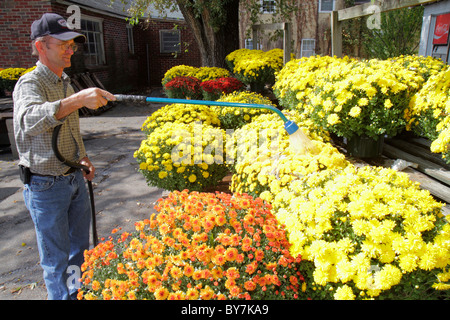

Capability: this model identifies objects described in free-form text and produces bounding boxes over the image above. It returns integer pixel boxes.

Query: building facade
[239,0,371,58]
[0,0,201,90]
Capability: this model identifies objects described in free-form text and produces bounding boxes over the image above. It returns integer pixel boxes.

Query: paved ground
[0,98,164,300]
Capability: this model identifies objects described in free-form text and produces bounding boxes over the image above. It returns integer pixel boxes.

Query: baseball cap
[31,13,86,43]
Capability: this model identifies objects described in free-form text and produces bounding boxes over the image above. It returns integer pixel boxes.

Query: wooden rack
[376,137,450,216]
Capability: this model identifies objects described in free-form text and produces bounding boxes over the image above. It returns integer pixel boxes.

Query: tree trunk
[177,0,240,67]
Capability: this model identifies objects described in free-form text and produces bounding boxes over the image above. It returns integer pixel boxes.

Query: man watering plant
[13,13,116,300]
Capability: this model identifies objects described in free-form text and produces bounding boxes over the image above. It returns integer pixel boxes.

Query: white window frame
[127,24,135,54]
[160,29,181,54]
[261,0,276,14]
[319,0,335,13]
[80,16,106,66]
[301,39,316,58]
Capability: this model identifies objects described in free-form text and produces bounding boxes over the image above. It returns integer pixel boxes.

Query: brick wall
[134,20,202,87]
[51,2,141,92]
[0,1,201,91]
[0,0,52,68]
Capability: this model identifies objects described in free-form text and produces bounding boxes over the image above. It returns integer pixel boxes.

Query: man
[13,13,116,300]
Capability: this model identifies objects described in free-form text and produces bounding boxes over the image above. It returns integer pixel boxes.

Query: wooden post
[331,11,342,57]
[252,27,259,50]
[252,23,291,64]
[283,22,291,64]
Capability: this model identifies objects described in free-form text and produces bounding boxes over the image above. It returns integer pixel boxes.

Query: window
[245,39,262,50]
[160,30,181,54]
[319,0,334,12]
[301,39,315,58]
[80,17,105,66]
[127,24,134,54]
[261,0,276,14]
[245,39,254,50]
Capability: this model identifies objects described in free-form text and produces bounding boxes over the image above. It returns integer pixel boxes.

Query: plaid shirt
[13,61,86,176]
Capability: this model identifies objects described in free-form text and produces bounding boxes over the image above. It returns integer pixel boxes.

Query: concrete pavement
[0,100,164,300]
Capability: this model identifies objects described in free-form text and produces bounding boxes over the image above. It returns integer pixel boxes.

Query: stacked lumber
[70,72,114,116]
[381,137,450,216]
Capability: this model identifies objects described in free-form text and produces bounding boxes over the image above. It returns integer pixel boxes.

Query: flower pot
[346,134,384,158]
[249,82,265,93]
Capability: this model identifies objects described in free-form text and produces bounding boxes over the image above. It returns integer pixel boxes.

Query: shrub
[78,191,306,300]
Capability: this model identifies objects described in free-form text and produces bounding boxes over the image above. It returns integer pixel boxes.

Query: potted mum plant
[200,77,244,101]
[164,76,202,100]
[225,48,284,93]
[161,65,198,86]
[309,58,417,158]
[135,121,229,192]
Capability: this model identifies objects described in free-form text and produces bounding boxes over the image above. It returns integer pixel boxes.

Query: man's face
[39,37,77,70]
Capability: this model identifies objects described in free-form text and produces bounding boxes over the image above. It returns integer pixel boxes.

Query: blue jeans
[24,170,91,300]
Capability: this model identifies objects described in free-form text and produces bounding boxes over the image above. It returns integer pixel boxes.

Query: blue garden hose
[114,95,300,135]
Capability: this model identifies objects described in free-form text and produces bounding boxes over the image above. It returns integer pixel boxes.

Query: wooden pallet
[70,72,114,116]
[378,137,450,216]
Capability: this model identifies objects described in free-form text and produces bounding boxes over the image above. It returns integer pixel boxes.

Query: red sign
[434,13,450,45]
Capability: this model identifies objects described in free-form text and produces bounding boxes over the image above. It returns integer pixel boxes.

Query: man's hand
[57,87,116,119]
[80,156,95,181]
[76,87,116,110]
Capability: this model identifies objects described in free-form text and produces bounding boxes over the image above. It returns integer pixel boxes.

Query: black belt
[31,167,78,177]
[19,165,78,184]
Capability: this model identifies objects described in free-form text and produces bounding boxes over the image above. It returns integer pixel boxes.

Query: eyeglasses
[54,42,79,52]
[43,40,79,52]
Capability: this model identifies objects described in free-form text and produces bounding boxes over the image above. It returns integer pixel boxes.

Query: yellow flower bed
[194,66,230,82]
[0,66,36,92]
[211,91,275,129]
[141,103,221,136]
[274,54,445,141]
[161,65,230,86]
[273,55,345,112]
[273,165,450,299]
[161,65,198,86]
[407,66,450,163]
[229,111,342,199]
[0,67,27,81]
